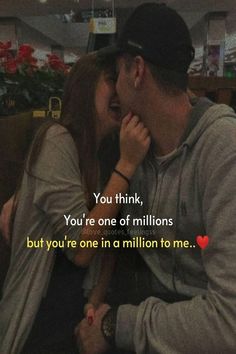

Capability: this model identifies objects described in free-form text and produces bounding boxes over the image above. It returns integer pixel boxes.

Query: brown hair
[9,53,116,240]
[25,53,106,209]
[60,53,102,205]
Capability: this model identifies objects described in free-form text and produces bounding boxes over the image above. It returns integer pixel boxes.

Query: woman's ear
[134,56,145,89]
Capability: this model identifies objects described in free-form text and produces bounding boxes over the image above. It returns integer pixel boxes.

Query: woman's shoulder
[44,123,76,149]
[45,123,69,140]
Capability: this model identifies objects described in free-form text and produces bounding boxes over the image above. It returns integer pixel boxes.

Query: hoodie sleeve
[115,117,236,354]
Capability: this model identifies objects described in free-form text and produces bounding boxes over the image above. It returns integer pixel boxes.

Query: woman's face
[95,71,121,138]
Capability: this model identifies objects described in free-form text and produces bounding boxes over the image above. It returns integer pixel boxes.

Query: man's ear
[133,56,145,89]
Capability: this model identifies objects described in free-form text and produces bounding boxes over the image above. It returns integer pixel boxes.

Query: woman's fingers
[119,113,151,172]
[139,126,150,139]
[121,112,133,127]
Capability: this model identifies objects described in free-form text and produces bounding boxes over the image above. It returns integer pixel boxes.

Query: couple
[77,3,236,354]
[2,3,236,354]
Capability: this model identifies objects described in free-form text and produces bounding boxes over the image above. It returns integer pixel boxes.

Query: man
[77,3,236,353]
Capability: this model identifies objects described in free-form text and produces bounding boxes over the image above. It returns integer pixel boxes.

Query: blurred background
[0,0,236,75]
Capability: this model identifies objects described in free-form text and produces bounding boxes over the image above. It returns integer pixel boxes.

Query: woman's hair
[27,53,106,208]
[60,53,103,204]
[9,53,115,239]
[9,53,105,236]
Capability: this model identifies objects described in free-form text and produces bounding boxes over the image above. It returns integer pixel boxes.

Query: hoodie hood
[180,97,236,149]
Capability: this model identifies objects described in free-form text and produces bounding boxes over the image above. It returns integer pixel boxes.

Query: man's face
[115,56,134,118]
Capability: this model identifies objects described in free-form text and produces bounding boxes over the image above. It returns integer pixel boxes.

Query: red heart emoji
[196,235,209,250]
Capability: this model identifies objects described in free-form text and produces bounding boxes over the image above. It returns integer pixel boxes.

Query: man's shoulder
[194,102,236,150]
[203,113,236,147]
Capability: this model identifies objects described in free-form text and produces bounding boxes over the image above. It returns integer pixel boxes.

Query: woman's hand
[74,116,149,267]
[118,113,151,178]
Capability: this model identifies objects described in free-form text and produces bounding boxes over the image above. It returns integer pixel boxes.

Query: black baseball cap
[99,3,195,73]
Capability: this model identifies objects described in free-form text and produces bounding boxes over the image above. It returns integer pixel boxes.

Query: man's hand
[75,303,111,354]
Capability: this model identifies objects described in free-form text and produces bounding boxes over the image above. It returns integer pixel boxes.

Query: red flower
[16,44,38,68]
[18,44,34,58]
[0,41,12,50]
[4,58,18,74]
[0,50,11,59]
[0,41,12,60]
[47,54,68,72]
[27,56,38,67]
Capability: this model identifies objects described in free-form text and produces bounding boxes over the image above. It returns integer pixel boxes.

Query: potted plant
[0,41,69,116]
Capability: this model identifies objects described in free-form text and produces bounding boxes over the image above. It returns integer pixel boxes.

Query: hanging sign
[89,17,116,34]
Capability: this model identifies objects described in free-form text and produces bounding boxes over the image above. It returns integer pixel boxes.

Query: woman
[0,53,150,354]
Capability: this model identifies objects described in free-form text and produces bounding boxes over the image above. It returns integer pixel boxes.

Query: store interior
[1,0,236,68]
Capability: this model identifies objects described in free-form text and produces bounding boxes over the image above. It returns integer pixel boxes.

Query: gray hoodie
[116,98,236,353]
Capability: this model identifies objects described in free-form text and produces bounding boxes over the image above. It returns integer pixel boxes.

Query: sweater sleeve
[115,118,236,353]
[31,126,89,261]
